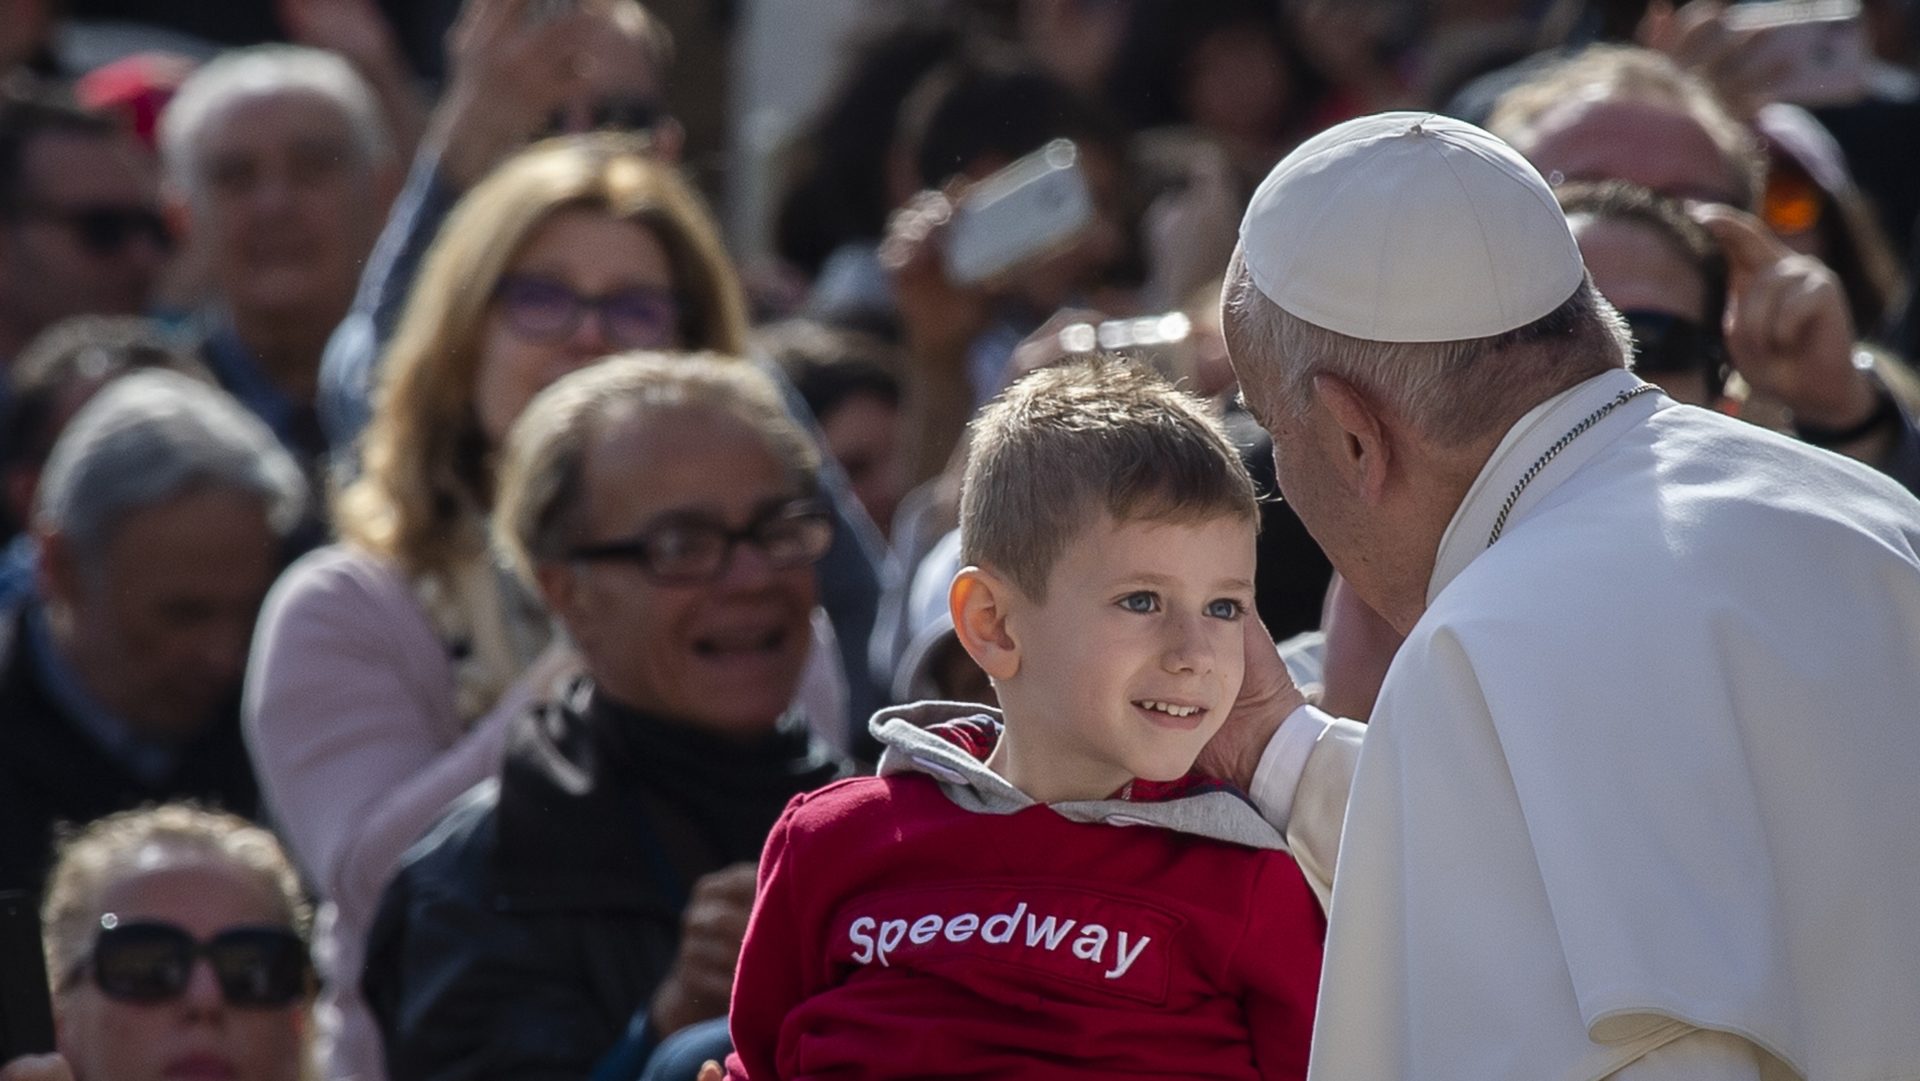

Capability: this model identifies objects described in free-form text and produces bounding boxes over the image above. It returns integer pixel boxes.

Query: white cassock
[1254,368,1920,1081]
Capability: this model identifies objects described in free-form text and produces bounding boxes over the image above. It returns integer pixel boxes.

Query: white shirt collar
[1428,369,1662,604]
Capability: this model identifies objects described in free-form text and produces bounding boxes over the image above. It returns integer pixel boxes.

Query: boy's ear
[949,566,1021,682]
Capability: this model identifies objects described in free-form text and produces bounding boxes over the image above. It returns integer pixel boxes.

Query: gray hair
[1223,256,1632,446]
[159,44,392,200]
[32,369,308,556]
[493,352,821,591]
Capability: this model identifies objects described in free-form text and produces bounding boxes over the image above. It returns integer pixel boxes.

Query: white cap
[1239,112,1586,343]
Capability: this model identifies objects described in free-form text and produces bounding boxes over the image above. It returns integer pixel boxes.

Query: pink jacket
[244,545,541,1081]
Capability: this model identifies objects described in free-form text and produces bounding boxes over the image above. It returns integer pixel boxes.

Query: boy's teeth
[1140,700,1198,717]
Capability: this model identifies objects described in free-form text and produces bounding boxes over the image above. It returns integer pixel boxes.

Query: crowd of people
[2,0,1918,1079]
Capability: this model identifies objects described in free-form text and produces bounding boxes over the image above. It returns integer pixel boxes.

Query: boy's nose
[1159,615,1213,674]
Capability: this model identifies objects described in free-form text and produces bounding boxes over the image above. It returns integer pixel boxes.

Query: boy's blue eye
[1206,598,1246,620]
[1119,592,1159,614]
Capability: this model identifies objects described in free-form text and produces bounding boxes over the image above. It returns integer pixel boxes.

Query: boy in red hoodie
[721,358,1323,1080]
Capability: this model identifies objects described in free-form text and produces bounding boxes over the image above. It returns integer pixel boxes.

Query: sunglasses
[546,96,666,136]
[494,273,680,351]
[568,498,834,585]
[1620,310,1724,376]
[21,204,172,257]
[71,917,310,1008]
[1762,161,1826,236]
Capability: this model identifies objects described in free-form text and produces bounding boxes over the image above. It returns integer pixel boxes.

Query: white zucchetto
[1239,112,1586,343]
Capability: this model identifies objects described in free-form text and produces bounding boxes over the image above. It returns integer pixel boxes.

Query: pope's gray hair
[32,369,308,557]
[160,44,391,201]
[1223,258,1631,446]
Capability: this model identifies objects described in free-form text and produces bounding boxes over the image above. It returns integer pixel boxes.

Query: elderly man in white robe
[1201,112,1920,1081]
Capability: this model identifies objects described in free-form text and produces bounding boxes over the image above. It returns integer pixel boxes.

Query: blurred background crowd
[2,0,1918,1079]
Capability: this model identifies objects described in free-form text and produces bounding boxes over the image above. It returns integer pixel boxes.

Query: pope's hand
[1196,613,1308,792]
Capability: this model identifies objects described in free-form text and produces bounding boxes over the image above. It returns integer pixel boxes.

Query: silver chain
[1487,384,1657,547]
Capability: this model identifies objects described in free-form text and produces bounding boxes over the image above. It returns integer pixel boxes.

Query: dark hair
[756,319,901,423]
[0,83,118,218]
[961,357,1256,600]
[1103,0,1326,138]
[899,47,1124,190]
[771,7,968,276]
[0,316,208,534]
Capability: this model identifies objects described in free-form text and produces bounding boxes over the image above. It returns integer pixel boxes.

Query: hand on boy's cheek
[650,862,758,1036]
[1195,613,1307,791]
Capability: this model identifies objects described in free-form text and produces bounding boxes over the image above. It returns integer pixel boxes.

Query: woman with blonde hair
[1,804,313,1081]
[242,132,752,1081]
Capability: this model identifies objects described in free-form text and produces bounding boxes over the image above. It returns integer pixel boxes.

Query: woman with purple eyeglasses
[1,804,312,1081]
[239,132,772,1081]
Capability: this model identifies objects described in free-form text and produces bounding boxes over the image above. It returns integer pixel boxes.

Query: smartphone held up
[943,139,1098,285]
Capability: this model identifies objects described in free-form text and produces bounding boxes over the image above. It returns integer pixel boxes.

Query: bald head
[1487,45,1764,210]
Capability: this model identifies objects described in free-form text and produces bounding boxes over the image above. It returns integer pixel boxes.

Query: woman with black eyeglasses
[360,355,854,1081]
[1,804,311,1081]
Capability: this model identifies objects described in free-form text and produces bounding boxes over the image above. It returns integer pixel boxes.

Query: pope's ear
[1312,372,1391,502]
[949,566,1021,682]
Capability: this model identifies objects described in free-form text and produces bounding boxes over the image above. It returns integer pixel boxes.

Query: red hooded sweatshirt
[724,704,1323,1080]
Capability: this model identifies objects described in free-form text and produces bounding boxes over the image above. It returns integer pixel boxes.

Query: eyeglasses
[1620,309,1723,376]
[568,499,834,585]
[17,204,172,257]
[70,916,310,1008]
[494,273,680,350]
[547,96,666,135]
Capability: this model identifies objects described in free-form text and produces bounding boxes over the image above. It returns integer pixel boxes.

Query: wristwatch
[1794,349,1901,448]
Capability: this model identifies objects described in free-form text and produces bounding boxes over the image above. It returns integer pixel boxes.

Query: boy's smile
[979,512,1258,803]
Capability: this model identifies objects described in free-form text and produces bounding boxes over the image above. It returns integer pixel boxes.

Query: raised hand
[430,0,602,188]
[1690,202,1876,433]
[648,862,759,1037]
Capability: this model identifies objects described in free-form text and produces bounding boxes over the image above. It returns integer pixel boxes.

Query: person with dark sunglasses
[1562,178,1920,498]
[0,89,168,366]
[1560,181,1731,408]
[2,804,312,1081]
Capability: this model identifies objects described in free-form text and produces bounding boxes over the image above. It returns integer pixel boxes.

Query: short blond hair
[41,804,310,991]
[335,134,748,577]
[1486,44,1765,209]
[959,357,1255,601]
[492,353,821,589]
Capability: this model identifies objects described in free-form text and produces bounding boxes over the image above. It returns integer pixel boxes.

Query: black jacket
[362,680,851,1081]
[0,603,258,897]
